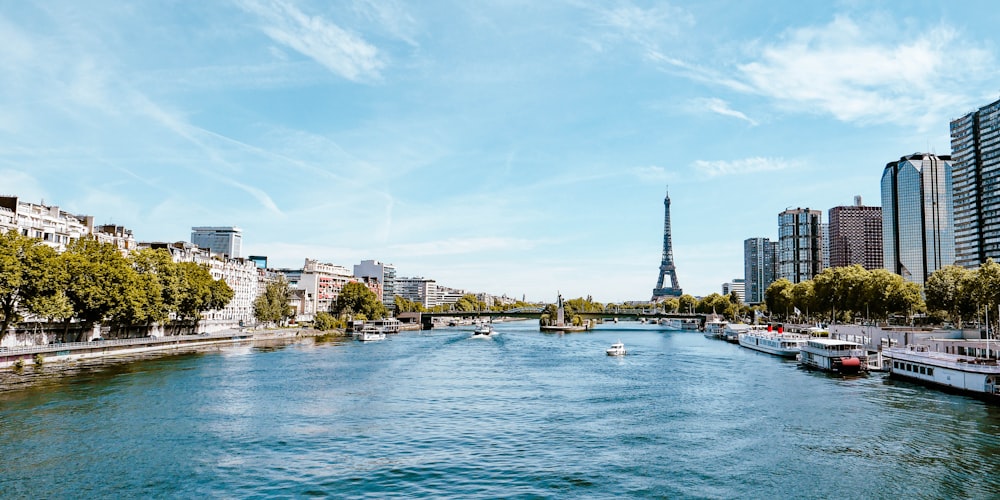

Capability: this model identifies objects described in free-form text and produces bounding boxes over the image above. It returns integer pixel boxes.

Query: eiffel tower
[652,188,682,300]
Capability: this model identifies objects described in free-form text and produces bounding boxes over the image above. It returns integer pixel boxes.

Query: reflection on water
[1,321,998,498]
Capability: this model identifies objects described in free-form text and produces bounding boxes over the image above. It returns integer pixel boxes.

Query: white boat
[703,319,728,339]
[471,323,496,338]
[738,328,808,358]
[723,323,752,343]
[355,325,386,342]
[886,344,1000,401]
[798,338,867,373]
[660,318,699,331]
[606,340,626,356]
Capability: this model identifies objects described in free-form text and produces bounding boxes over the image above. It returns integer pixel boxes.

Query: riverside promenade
[0,328,323,375]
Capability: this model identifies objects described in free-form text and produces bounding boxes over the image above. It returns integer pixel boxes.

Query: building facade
[0,196,135,252]
[353,259,397,309]
[881,153,955,285]
[721,278,746,303]
[828,196,883,270]
[950,99,1000,268]
[778,208,823,284]
[297,259,354,319]
[190,226,242,259]
[139,241,258,330]
[744,237,777,305]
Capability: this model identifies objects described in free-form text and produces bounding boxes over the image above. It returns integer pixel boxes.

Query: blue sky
[2,1,998,303]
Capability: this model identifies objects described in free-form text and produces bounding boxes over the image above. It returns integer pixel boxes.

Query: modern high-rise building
[354,259,397,309]
[191,226,242,258]
[744,237,777,304]
[778,208,823,284]
[652,189,682,300]
[828,196,883,270]
[721,278,745,303]
[881,153,955,284]
[951,99,1000,268]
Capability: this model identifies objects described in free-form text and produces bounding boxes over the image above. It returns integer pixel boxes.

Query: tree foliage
[925,265,976,328]
[332,281,387,319]
[393,295,425,314]
[254,276,294,326]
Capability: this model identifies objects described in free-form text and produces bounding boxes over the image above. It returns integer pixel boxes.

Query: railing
[0,332,239,356]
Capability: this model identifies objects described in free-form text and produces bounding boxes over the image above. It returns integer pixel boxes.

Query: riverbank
[0,328,344,392]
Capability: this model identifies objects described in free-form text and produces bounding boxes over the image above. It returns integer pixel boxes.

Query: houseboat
[799,338,867,373]
[886,344,1000,401]
[703,319,727,339]
[738,329,809,358]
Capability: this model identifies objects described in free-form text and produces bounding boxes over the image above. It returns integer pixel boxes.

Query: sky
[2,0,999,303]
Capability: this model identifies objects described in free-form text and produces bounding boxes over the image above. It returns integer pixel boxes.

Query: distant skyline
[3,1,999,302]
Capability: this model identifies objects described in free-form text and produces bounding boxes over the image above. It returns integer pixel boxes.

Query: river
[1,321,998,498]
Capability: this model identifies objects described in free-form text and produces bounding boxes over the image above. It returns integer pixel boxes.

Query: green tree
[0,231,61,338]
[791,280,815,319]
[926,265,976,327]
[313,311,338,331]
[678,294,697,314]
[764,279,794,319]
[333,282,387,320]
[254,277,293,327]
[60,238,139,340]
[660,298,680,313]
[393,295,425,314]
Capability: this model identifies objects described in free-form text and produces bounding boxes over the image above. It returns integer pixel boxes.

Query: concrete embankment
[0,328,343,391]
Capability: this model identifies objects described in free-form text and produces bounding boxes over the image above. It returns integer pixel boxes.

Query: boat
[722,323,752,343]
[660,318,699,331]
[606,340,626,356]
[798,338,867,373]
[703,319,728,339]
[471,323,496,338]
[355,324,386,342]
[886,344,1000,401]
[738,326,809,358]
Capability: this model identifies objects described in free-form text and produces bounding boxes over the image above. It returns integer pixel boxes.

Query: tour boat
[471,323,496,338]
[798,338,867,373]
[703,319,727,339]
[355,325,386,342]
[738,328,808,358]
[886,344,1000,401]
[606,340,626,356]
[660,318,699,331]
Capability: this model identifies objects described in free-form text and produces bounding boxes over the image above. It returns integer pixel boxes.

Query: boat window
[927,368,933,376]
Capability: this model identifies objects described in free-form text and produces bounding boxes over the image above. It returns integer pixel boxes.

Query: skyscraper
[778,208,823,284]
[880,153,955,285]
[190,226,242,258]
[828,196,883,270]
[652,189,682,300]
[744,237,777,305]
[951,98,1000,268]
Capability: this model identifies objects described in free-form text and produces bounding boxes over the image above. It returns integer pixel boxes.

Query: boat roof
[807,338,862,347]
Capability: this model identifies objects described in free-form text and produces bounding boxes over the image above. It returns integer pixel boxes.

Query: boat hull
[887,348,1000,401]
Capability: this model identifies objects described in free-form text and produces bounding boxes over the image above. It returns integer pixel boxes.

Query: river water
[1,321,998,498]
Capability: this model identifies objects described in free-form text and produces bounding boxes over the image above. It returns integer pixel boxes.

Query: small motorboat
[471,323,496,338]
[606,340,626,356]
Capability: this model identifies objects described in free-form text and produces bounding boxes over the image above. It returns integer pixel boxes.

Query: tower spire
[652,189,682,301]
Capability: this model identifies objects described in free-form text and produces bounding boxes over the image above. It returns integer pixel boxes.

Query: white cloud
[689,97,757,125]
[737,15,995,129]
[629,166,673,182]
[692,157,799,178]
[238,0,384,82]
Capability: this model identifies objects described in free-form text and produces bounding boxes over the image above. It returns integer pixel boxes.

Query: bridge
[417,309,707,329]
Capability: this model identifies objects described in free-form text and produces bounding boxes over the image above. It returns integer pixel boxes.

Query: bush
[313,312,337,331]
[33,353,44,370]
[12,359,23,374]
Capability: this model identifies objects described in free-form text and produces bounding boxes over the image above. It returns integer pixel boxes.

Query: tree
[926,265,976,327]
[313,311,338,331]
[791,280,815,319]
[0,231,61,338]
[254,277,293,327]
[332,282,387,320]
[678,294,697,314]
[764,279,794,319]
[660,298,680,313]
[60,238,139,340]
[394,295,425,314]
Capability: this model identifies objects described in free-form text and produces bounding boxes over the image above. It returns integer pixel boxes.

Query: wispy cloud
[238,0,384,82]
[689,97,757,125]
[692,157,799,178]
[737,15,994,129]
[629,166,674,182]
